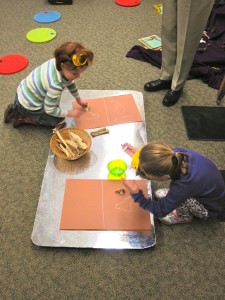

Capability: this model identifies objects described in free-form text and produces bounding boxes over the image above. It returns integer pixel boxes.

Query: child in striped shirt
[4,41,94,128]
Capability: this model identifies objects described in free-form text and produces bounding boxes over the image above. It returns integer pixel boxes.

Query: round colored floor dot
[0,54,29,74]
[115,0,141,7]
[34,11,61,23]
[26,28,57,43]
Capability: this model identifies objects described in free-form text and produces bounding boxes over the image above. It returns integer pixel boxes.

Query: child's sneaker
[154,188,170,200]
[4,104,17,123]
[159,210,193,225]
[13,115,40,128]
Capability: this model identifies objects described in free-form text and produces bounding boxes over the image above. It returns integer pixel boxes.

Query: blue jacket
[132,148,225,218]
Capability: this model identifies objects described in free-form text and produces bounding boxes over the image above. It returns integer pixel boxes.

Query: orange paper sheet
[73,94,143,129]
[60,179,151,231]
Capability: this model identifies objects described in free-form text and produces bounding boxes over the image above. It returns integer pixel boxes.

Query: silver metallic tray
[31,90,156,249]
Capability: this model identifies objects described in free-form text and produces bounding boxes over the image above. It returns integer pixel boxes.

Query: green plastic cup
[107,159,127,179]
[107,172,126,180]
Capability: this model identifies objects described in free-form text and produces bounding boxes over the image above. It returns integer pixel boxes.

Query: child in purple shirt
[122,142,225,225]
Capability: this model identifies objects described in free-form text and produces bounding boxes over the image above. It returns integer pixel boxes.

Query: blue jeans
[13,94,64,127]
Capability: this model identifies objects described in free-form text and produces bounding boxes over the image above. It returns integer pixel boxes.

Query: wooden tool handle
[90,129,109,137]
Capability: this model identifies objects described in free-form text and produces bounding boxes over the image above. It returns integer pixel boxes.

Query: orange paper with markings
[60,179,151,231]
[73,94,143,129]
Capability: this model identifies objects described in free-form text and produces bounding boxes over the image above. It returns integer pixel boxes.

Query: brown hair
[54,41,94,71]
[138,142,189,180]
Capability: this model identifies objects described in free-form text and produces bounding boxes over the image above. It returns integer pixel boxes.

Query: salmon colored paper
[73,94,143,129]
[60,179,151,231]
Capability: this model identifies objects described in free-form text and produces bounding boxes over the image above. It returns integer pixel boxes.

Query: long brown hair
[138,142,189,180]
[54,41,94,71]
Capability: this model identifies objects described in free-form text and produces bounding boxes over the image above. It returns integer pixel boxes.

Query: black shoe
[162,89,183,107]
[144,79,171,92]
[4,104,16,123]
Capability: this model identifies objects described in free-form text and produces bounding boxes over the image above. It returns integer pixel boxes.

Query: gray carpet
[1,1,225,299]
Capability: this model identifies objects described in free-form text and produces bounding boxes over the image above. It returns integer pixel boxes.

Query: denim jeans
[13,94,64,127]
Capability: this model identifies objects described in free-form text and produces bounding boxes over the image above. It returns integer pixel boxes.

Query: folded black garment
[181,106,225,141]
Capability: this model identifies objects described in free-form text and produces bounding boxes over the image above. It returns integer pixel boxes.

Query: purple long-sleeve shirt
[132,148,225,218]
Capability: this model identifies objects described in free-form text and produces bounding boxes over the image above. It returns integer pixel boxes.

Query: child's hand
[77,98,88,108]
[121,179,139,194]
[72,100,77,109]
[121,143,137,157]
[67,108,82,118]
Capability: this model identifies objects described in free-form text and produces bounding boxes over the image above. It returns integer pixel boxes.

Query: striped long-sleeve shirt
[17,58,80,118]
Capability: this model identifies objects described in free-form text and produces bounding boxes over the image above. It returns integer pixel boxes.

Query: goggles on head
[72,54,88,67]
[136,165,149,179]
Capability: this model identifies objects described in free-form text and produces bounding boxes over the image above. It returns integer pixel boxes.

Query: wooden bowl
[50,128,92,160]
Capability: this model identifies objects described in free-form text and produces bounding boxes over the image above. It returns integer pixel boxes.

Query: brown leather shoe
[162,89,183,107]
[144,79,171,92]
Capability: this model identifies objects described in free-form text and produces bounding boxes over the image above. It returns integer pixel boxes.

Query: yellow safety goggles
[72,54,88,67]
